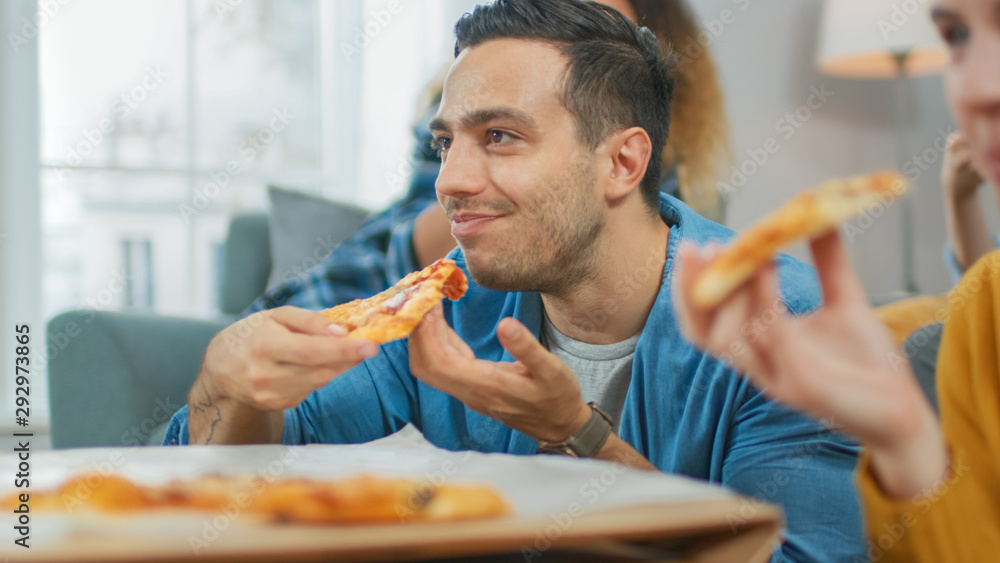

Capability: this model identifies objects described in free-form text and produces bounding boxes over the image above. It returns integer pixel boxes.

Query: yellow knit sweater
[858,251,1000,562]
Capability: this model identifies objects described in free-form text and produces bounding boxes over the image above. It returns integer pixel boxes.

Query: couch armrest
[47,311,228,449]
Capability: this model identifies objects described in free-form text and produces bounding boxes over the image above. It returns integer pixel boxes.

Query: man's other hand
[409,304,590,443]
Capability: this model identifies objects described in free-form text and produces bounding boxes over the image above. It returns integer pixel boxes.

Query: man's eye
[937,23,970,49]
[488,130,513,145]
[431,137,451,156]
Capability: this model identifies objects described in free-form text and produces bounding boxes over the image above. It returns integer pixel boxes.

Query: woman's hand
[943,132,984,203]
[942,132,994,273]
[672,230,947,499]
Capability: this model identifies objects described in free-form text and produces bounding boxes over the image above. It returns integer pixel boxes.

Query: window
[34,0,482,422]
[121,238,154,310]
[40,0,480,321]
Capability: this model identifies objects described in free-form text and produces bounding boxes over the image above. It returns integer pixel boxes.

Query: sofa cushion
[266,186,370,290]
[220,213,272,317]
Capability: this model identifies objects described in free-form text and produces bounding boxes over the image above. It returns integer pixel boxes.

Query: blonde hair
[633,0,732,222]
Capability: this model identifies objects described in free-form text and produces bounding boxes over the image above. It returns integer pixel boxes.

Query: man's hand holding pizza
[188,259,464,446]
[409,304,657,471]
[188,306,378,445]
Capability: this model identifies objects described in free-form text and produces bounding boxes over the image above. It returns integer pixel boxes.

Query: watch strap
[537,402,613,458]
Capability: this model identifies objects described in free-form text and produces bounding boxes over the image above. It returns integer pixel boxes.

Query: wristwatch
[536,402,613,458]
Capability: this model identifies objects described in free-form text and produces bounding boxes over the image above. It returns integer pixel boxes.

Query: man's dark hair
[454,0,678,212]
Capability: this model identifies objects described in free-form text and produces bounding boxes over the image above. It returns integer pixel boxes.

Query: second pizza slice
[692,170,910,309]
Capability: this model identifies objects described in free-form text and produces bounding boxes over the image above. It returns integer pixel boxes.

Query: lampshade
[817,0,948,78]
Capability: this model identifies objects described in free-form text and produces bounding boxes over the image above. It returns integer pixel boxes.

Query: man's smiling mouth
[449,212,504,237]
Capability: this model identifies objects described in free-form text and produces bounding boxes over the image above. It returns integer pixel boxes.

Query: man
[166,0,865,559]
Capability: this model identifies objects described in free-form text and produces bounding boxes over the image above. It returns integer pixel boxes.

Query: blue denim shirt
[166,194,865,562]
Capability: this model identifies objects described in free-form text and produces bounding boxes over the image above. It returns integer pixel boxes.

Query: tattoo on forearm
[190,385,222,444]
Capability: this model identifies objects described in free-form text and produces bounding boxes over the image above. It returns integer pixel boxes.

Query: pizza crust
[321,258,469,344]
[691,170,910,309]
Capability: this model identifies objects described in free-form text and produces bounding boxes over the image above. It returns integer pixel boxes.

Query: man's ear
[602,127,653,201]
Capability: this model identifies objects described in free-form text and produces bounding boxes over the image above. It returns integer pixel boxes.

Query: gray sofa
[48,192,370,448]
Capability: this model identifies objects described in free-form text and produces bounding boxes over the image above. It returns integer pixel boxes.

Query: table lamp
[816,0,948,295]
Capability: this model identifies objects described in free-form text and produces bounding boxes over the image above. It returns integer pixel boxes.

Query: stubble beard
[465,158,605,296]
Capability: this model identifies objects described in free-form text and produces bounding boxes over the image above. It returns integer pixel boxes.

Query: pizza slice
[691,170,910,309]
[250,475,509,524]
[2,473,510,525]
[321,258,469,344]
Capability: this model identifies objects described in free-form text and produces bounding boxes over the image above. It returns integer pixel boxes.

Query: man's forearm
[945,193,994,272]
[187,376,285,445]
[595,434,657,471]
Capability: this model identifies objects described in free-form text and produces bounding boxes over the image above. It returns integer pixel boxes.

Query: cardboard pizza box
[1,426,782,562]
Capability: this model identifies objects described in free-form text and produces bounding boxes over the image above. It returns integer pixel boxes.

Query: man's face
[431,39,606,294]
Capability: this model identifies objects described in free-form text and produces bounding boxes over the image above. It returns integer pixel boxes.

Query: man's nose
[435,139,488,199]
